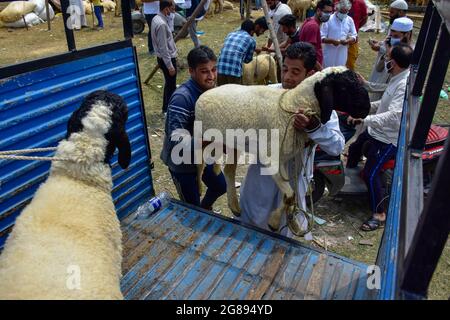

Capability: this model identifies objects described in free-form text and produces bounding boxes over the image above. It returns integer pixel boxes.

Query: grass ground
[0,6,448,299]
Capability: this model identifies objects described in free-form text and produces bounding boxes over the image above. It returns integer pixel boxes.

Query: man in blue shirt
[160,46,226,210]
[217,18,268,85]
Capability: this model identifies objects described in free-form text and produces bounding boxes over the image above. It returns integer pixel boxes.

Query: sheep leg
[224,149,241,216]
[267,169,295,232]
[197,163,205,196]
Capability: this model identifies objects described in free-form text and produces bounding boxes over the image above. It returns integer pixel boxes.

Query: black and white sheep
[0,90,131,299]
[196,67,370,233]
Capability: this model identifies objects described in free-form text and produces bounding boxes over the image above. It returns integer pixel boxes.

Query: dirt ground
[0,6,449,299]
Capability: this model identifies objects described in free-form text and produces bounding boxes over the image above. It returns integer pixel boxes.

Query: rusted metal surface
[121,200,371,300]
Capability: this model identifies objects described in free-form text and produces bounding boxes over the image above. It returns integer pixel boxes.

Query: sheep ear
[117,130,131,169]
[314,82,334,124]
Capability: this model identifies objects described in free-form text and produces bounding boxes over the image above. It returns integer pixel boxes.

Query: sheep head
[66,90,131,169]
[314,68,370,123]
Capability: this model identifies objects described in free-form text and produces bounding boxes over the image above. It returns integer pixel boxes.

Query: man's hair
[284,42,317,71]
[390,43,413,69]
[279,14,297,28]
[241,19,255,33]
[316,0,333,10]
[187,46,217,69]
[255,16,268,30]
[160,0,173,11]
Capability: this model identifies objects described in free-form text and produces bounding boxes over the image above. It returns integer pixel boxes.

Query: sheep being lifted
[196,67,370,234]
[0,91,131,299]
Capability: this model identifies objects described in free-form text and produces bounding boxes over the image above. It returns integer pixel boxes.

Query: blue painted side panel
[0,46,154,250]
[120,200,372,300]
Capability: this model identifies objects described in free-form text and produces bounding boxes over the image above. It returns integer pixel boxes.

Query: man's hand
[168,67,176,77]
[294,109,320,131]
[368,38,380,51]
[255,48,262,54]
[347,116,364,126]
[340,39,348,46]
[332,39,341,46]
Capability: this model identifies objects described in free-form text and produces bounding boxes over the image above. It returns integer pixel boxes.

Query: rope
[0,147,70,162]
[277,102,319,237]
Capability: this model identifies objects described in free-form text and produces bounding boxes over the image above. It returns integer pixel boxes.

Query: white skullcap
[336,0,352,10]
[390,0,408,10]
[391,17,414,32]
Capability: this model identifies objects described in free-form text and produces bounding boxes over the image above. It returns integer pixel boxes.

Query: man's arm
[244,39,256,64]
[307,111,345,156]
[364,82,406,130]
[293,110,345,156]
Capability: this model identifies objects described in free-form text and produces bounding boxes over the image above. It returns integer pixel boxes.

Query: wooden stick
[45,0,51,30]
[22,15,28,30]
[260,0,283,72]
[143,0,209,85]
[91,2,95,28]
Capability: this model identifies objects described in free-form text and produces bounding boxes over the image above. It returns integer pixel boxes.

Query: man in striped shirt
[217,18,268,85]
[160,46,227,210]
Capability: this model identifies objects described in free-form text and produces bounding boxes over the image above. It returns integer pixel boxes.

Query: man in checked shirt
[216,18,268,86]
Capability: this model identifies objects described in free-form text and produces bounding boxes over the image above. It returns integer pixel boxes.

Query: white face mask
[320,12,331,22]
[390,37,401,46]
[336,12,347,20]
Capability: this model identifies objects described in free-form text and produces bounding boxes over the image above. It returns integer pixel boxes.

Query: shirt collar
[188,78,205,94]
[390,68,410,82]
[158,12,169,22]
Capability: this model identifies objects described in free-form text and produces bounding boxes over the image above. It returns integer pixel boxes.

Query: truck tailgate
[120,200,371,300]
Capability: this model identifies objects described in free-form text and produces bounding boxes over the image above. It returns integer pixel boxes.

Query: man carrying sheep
[161,46,227,210]
[217,18,268,85]
[239,42,345,238]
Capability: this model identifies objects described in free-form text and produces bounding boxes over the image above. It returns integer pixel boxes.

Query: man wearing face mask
[345,0,368,70]
[367,0,408,100]
[151,0,178,114]
[320,0,357,68]
[298,0,334,67]
[264,0,292,51]
[346,43,413,232]
[363,16,413,101]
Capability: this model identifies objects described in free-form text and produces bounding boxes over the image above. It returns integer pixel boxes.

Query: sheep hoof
[268,209,282,232]
[232,209,241,217]
[287,212,303,236]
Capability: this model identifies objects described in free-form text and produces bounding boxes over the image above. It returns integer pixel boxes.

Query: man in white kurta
[320,0,357,68]
[239,42,345,238]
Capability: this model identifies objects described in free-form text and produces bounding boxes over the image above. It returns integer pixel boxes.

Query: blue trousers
[170,165,227,210]
[347,130,397,214]
[94,6,103,28]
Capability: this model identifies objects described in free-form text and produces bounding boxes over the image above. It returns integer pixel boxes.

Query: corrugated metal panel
[121,200,371,300]
[0,44,154,250]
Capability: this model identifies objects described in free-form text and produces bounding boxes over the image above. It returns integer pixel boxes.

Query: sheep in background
[83,0,92,15]
[101,0,116,12]
[288,0,312,21]
[0,91,131,300]
[196,67,370,233]
[242,54,278,85]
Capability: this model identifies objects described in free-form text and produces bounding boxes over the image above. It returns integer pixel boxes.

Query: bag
[0,1,37,23]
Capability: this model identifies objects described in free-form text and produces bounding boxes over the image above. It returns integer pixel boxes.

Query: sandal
[361,217,385,231]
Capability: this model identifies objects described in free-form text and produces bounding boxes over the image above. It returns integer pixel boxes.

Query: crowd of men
[151,0,415,235]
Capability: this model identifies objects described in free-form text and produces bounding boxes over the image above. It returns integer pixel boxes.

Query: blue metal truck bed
[120,200,371,300]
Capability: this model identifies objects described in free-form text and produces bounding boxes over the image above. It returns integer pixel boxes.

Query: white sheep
[83,0,92,15]
[0,90,131,300]
[196,67,370,233]
[242,54,278,85]
[101,0,116,12]
[288,0,312,21]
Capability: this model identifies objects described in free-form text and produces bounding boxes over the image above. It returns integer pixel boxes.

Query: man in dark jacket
[160,46,226,209]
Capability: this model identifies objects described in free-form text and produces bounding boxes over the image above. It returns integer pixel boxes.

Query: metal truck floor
[120,200,371,300]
